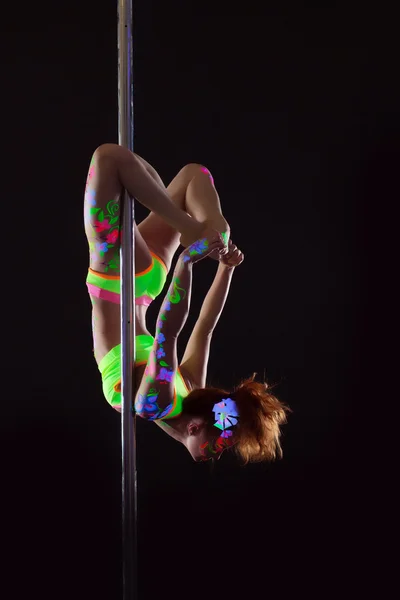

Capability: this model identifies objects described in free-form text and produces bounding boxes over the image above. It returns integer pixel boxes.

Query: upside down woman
[84,143,290,463]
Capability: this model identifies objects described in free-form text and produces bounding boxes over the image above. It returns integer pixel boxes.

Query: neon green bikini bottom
[86,252,168,306]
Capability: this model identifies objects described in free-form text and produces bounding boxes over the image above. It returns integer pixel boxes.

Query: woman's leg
[137,161,230,270]
[84,144,204,265]
[84,145,153,274]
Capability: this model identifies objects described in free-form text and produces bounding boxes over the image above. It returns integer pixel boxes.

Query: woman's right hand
[180,231,226,264]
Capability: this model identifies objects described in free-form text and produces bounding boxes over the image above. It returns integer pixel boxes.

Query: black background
[1,2,395,599]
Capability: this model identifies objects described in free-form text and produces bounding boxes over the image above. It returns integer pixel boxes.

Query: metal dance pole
[118,1,137,599]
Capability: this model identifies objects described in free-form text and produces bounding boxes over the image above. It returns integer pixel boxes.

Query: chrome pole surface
[118,0,137,598]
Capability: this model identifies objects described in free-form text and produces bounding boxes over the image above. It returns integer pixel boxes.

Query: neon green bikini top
[98,334,190,418]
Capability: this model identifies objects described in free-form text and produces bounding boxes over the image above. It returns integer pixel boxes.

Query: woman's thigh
[84,150,152,274]
[136,163,192,271]
[137,212,181,273]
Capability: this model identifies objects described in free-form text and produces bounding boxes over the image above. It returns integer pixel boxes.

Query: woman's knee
[181,162,207,174]
[92,143,135,166]
[180,163,214,184]
[93,143,119,159]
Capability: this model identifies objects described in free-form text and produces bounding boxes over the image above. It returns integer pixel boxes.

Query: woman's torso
[90,299,194,395]
[91,298,149,361]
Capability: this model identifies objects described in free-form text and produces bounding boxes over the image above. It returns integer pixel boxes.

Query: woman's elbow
[135,407,173,421]
[134,393,174,421]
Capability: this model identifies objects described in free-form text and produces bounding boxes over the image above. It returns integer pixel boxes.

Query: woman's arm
[135,236,224,420]
[180,241,244,387]
[197,262,235,333]
[134,255,193,420]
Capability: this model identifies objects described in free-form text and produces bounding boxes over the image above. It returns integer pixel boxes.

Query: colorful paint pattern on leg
[86,182,121,271]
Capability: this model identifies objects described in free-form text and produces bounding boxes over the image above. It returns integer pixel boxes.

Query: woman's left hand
[219,240,244,269]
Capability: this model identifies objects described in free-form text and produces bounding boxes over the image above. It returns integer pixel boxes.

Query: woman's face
[186,420,214,461]
[185,419,233,462]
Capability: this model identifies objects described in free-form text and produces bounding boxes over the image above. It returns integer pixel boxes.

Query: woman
[84,143,290,464]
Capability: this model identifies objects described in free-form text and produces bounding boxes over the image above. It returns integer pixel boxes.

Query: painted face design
[199,398,239,461]
[213,398,239,431]
[199,433,236,461]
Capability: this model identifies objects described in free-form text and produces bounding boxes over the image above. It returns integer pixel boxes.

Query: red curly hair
[181,373,291,465]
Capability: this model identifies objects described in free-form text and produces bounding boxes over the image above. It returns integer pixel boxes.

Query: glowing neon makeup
[213,398,239,431]
[136,389,173,419]
[87,190,96,205]
[85,158,124,271]
[85,165,95,194]
[156,332,165,344]
[182,238,209,262]
[156,367,174,383]
[200,166,214,186]
[199,435,236,461]
[87,194,121,272]
[168,276,187,301]
[93,218,111,232]
[199,397,240,461]
[106,229,119,244]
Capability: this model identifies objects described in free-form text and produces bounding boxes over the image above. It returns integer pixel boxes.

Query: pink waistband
[135,296,152,306]
[87,283,120,304]
[87,283,152,306]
